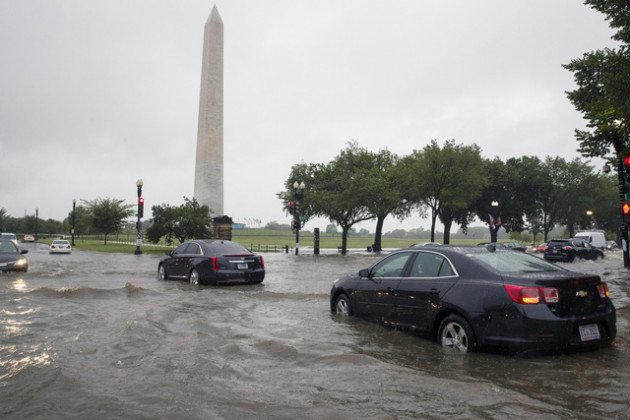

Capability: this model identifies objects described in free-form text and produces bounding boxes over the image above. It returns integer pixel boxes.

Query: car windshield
[0,241,18,254]
[470,251,564,273]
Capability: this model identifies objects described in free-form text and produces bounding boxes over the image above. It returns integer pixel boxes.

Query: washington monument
[194,5,223,216]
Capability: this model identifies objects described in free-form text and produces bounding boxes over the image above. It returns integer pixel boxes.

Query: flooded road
[1,243,629,419]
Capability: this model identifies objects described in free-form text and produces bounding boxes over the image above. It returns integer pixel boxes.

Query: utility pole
[135,179,144,255]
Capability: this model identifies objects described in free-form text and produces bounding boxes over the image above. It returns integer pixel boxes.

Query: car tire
[189,268,200,285]
[438,314,476,353]
[334,294,353,316]
[158,265,166,281]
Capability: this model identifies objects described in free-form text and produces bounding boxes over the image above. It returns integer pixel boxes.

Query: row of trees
[1,196,213,246]
[279,141,617,255]
[279,1,630,256]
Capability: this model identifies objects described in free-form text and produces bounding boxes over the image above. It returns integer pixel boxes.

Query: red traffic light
[139,197,145,204]
[625,156,630,165]
[623,203,630,215]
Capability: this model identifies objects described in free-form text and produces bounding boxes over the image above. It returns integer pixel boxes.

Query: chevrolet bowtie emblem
[576,290,588,298]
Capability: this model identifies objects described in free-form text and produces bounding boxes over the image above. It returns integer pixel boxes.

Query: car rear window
[205,241,251,255]
[470,251,564,273]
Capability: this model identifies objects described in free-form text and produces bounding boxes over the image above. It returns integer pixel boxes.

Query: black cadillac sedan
[330,245,616,356]
[0,238,28,272]
[158,240,264,285]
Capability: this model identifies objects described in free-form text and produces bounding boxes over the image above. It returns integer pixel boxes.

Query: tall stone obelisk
[194,5,224,216]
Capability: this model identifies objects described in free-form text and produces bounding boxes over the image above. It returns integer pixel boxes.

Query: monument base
[213,215,233,240]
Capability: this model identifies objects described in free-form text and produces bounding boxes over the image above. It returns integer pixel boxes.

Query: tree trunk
[430,209,437,242]
[443,218,452,244]
[372,215,385,251]
[341,226,349,255]
[490,226,498,243]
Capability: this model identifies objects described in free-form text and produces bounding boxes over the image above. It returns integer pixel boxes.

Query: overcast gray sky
[0,1,619,233]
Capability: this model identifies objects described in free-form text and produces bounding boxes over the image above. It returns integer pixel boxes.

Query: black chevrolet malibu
[330,246,616,356]
[158,240,264,285]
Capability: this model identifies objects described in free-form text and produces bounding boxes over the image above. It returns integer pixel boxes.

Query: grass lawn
[35,230,484,254]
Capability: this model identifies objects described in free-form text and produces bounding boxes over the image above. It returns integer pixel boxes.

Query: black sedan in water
[0,238,28,272]
[330,246,616,356]
[544,238,604,262]
[158,240,265,285]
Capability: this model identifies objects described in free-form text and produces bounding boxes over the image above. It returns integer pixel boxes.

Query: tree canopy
[146,197,212,244]
[82,198,134,244]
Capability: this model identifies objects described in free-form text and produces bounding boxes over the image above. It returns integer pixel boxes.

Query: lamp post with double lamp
[71,199,76,246]
[293,181,305,255]
[134,179,144,255]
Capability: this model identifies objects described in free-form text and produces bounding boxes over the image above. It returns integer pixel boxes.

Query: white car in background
[49,239,72,254]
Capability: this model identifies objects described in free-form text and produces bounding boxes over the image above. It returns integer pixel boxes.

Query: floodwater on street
[1,242,629,419]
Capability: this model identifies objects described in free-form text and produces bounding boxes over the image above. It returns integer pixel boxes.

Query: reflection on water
[0,245,628,419]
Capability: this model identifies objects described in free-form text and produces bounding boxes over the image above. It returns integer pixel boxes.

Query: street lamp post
[293,181,305,255]
[135,179,144,255]
[490,201,500,243]
[71,199,76,246]
[35,208,39,240]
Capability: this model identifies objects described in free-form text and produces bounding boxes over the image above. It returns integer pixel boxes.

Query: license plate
[237,263,248,270]
[579,324,600,341]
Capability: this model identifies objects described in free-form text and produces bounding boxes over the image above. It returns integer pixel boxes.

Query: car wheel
[438,314,476,353]
[157,265,166,281]
[334,294,353,316]
[189,268,200,285]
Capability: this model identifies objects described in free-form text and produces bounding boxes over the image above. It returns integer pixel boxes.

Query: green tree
[82,198,134,244]
[65,205,93,236]
[314,148,373,255]
[280,144,375,255]
[364,148,409,251]
[146,197,212,244]
[564,1,630,161]
[400,140,485,243]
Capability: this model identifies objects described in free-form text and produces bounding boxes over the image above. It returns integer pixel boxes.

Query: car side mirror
[166,250,173,256]
[21,249,28,255]
[359,268,370,278]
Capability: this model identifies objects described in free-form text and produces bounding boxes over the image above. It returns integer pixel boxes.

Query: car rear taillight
[259,255,264,269]
[542,288,559,303]
[211,256,218,271]
[597,282,609,298]
[505,285,559,304]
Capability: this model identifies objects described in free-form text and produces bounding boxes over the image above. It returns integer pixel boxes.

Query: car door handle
[429,288,439,295]
[386,287,394,292]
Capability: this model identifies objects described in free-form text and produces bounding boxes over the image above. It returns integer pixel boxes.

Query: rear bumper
[475,305,616,356]
[202,269,265,285]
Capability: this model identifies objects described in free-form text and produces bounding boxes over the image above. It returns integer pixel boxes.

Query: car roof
[390,245,571,278]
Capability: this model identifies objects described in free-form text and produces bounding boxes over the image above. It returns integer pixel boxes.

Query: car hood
[0,253,22,263]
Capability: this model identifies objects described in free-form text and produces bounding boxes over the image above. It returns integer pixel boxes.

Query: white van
[575,230,606,249]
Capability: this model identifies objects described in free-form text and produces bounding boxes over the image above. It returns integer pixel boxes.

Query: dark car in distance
[544,238,604,262]
[158,240,265,285]
[330,246,616,356]
[0,238,28,272]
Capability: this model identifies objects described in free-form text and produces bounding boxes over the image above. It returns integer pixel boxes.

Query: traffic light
[624,157,630,184]
[288,202,296,215]
[138,197,145,218]
[623,202,630,216]
[291,219,301,231]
